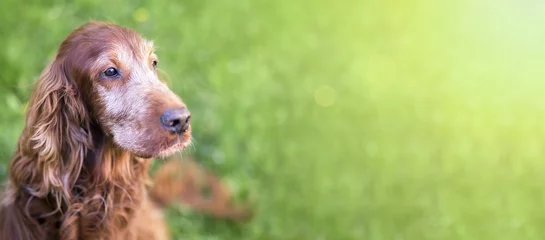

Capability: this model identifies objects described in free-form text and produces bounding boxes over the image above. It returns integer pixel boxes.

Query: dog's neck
[54,122,151,238]
[83,121,150,179]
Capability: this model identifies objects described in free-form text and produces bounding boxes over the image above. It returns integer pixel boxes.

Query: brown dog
[0,21,251,239]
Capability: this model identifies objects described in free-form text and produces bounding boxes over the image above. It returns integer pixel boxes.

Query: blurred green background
[2,0,545,239]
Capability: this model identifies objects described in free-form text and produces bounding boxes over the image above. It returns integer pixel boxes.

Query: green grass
[2,0,545,239]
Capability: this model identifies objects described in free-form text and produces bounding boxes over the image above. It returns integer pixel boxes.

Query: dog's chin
[155,140,191,158]
[131,139,191,159]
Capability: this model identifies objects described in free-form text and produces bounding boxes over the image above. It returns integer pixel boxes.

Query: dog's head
[51,21,191,158]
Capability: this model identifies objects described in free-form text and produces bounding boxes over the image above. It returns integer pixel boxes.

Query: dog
[0,21,193,240]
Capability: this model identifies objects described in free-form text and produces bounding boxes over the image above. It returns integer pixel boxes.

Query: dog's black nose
[161,108,191,134]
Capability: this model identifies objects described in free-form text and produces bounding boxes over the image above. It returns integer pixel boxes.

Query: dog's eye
[152,60,158,69]
[103,67,119,78]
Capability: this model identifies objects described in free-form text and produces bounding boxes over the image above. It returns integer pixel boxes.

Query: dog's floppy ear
[9,57,91,208]
[1,56,92,240]
[0,205,42,239]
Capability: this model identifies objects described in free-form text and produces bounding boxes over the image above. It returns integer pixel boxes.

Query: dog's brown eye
[103,67,119,78]
[152,60,158,69]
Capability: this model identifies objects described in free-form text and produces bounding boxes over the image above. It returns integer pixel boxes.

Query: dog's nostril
[171,119,180,127]
[181,115,191,132]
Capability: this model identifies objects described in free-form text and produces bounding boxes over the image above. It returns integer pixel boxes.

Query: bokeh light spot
[314,85,336,107]
[5,94,20,111]
[133,8,149,23]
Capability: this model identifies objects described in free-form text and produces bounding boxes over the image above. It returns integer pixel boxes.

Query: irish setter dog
[0,21,193,239]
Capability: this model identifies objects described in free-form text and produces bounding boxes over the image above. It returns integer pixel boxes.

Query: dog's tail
[149,156,253,222]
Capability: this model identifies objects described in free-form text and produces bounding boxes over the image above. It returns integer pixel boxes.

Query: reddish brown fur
[151,156,253,222]
[0,21,191,239]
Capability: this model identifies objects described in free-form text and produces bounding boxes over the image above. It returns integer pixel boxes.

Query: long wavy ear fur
[0,57,92,239]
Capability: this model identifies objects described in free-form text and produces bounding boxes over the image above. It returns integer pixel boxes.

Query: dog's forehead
[115,38,154,61]
[93,39,154,67]
[132,39,155,58]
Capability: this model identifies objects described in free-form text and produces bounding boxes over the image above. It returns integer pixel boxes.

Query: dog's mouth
[129,129,192,159]
[156,135,192,158]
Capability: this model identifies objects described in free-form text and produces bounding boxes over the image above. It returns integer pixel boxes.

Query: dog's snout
[160,108,191,134]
